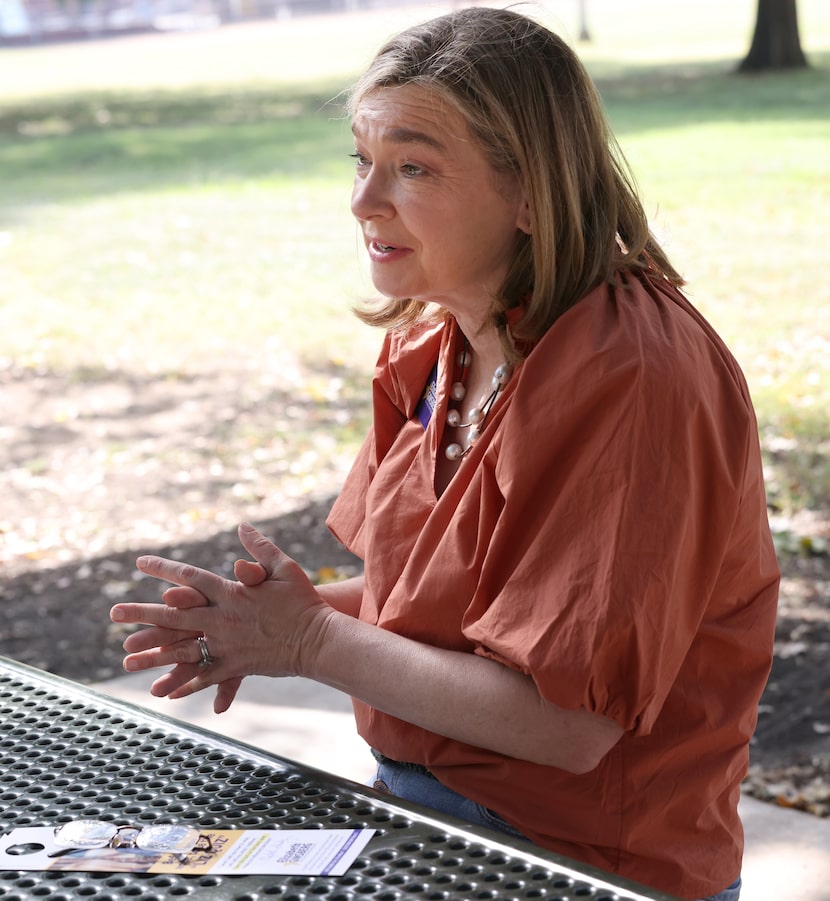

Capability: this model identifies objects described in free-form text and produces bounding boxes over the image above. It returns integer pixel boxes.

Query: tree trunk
[577,0,590,42]
[739,0,808,71]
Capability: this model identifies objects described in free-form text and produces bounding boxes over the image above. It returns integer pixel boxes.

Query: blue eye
[349,152,369,167]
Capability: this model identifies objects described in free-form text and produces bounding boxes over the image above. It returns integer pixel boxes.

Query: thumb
[234,558,267,586]
[237,522,300,581]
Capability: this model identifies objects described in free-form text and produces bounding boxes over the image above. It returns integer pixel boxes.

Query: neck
[455,316,504,375]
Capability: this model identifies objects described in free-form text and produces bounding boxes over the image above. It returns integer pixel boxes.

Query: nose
[350,168,393,222]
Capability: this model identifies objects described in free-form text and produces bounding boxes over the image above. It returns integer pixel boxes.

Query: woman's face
[350,85,530,322]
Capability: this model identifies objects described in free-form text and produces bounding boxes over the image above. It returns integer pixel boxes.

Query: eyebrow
[351,123,448,153]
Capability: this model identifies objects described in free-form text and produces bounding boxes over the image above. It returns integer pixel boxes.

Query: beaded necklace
[444,337,514,461]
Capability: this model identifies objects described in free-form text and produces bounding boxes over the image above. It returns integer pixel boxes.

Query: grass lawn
[1,0,828,520]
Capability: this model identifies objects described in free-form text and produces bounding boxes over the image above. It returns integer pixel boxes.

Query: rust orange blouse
[327,269,779,900]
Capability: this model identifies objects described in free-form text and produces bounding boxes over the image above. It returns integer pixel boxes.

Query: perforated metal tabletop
[0,657,679,901]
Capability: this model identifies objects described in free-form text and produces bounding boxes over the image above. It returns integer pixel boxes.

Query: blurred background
[0,0,828,819]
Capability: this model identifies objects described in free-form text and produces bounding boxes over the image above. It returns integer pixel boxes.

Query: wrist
[294,603,341,682]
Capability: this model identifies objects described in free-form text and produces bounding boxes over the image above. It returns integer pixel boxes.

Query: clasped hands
[109,521,332,714]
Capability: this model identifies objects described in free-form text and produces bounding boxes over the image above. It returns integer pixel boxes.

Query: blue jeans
[371,756,527,841]
[705,878,741,901]
[370,757,741,901]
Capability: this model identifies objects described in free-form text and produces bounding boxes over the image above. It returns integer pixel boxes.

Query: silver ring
[196,635,214,668]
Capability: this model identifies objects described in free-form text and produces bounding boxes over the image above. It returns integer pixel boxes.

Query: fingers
[150,665,205,699]
[122,625,200,654]
[145,660,241,708]
[120,550,250,705]
[133,527,298,597]
[214,677,243,714]
[156,660,238,703]
[136,554,226,596]
[148,669,241,707]
[238,522,303,581]
[163,585,209,609]
[119,526,310,705]
[234,558,267,586]
[118,587,207,664]
[123,634,205,673]
[110,601,205,633]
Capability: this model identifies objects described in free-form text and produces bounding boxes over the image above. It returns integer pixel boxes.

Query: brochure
[0,825,375,877]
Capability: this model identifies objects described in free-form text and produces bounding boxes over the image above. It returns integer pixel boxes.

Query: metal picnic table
[0,656,680,900]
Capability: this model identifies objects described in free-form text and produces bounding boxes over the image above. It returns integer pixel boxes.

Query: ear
[516,193,532,235]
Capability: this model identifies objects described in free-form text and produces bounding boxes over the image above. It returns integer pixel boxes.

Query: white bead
[442,358,513,461]
[493,363,513,386]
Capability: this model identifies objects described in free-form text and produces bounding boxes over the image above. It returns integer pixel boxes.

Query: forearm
[304,610,622,774]
[120,529,621,772]
[315,575,364,616]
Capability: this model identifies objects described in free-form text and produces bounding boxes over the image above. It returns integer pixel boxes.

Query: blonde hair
[349,7,683,360]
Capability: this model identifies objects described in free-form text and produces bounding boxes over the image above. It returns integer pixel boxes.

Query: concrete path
[92,671,830,901]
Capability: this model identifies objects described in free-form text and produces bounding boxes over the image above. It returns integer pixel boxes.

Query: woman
[110,9,779,900]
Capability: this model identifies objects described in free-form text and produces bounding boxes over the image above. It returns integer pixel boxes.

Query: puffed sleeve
[462,273,763,735]
[327,321,445,558]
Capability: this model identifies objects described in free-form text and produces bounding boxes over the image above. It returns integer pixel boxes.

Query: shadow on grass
[0,81,354,215]
[0,80,350,137]
[0,493,362,688]
[760,409,830,517]
[0,353,371,691]
[3,357,372,477]
[0,54,828,212]
[592,50,830,133]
